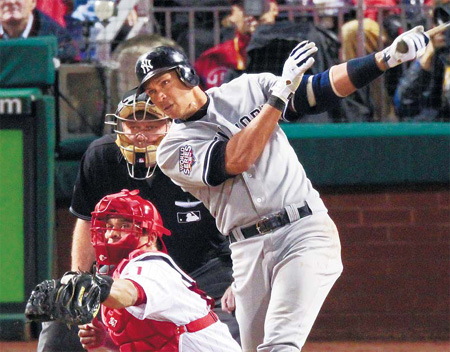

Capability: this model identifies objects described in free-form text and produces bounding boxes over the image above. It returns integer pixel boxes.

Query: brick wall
[311,184,450,340]
[54,184,450,340]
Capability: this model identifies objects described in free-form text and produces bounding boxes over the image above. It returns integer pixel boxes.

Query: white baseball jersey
[120,251,241,351]
[157,73,328,235]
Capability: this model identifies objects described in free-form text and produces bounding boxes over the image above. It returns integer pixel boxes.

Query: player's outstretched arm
[285,26,430,120]
[225,41,317,175]
[102,278,140,309]
[330,25,430,97]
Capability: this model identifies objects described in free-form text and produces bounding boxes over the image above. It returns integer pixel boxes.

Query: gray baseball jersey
[157,72,342,351]
[157,72,327,236]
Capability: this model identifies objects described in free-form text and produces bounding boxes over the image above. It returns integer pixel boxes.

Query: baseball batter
[134,27,430,351]
[76,189,242,351]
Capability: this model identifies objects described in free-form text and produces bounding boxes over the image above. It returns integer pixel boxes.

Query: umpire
[37,89,240,351]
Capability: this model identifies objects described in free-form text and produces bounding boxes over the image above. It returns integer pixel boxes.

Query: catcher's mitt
[25,271,113,325]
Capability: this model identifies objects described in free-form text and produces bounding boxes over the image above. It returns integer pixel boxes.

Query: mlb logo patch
[177,211,201,223]
[179,145,196,175]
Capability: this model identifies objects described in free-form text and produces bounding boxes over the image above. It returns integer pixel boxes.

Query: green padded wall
[281,123,450,186]
[0,130,24,302]
[0,36,57,88]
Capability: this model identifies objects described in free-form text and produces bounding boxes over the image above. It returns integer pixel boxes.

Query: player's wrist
[95,274,114,302]
[267,94,287,112]
[270,79,296,104]
[375,52,389,71]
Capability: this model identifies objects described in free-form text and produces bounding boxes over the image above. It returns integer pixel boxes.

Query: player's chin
[162,103,176,116]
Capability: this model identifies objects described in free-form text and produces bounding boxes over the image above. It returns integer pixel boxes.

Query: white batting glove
[382,26,430,68]
[271,41,318,104]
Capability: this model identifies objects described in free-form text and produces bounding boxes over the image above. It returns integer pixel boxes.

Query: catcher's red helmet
[91,189,171,272]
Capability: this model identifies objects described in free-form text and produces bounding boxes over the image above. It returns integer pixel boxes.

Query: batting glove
[382,26,430,68]
[271,41,318,104]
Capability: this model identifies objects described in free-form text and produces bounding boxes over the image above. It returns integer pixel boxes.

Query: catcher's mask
[91,189,171,274]
[105,88,171,180]
[135,46,199,94]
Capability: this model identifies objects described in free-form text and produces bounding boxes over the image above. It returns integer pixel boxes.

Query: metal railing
[95,2,434,63]
[57,1,436,136]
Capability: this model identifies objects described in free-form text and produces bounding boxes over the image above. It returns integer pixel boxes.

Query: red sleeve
[127,279,147,306]
[36,0,67,27]
[194,40,240,89]
[236,31,251,53]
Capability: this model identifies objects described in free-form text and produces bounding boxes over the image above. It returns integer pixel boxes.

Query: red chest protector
[102,250,214,351]
[102,306,182,351]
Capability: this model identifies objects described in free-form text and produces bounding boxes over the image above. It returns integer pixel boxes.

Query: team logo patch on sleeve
[179,145,196,175]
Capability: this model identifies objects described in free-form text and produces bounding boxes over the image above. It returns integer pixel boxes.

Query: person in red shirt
[194,0,279,90]
[36,0,67,27]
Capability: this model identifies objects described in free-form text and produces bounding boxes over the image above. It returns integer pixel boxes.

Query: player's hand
[78,317,107,350]
[271,41,317,104]
[382,25,430,68]
[221,285,236,314]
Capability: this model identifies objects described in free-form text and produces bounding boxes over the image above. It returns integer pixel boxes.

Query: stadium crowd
[2,0,446,122]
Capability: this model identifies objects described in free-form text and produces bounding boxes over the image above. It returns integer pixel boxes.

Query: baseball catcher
[26,189,241,351]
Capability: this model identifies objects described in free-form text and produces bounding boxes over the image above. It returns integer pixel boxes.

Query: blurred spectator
[340,0,403,120]
[69,0,142,61]
[341,0,400,62]
[394,1,450,121]
[312,0,354,31]
[0,0,80,62]
[194,0,278,89]
[69,0,113,61]
[197,0,370,122]
[244,1,341,75]
[154,0,231,60]
[240,1,372,122]
[340,0,434,120]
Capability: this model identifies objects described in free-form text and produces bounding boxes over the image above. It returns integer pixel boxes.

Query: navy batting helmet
[135,46,199,93]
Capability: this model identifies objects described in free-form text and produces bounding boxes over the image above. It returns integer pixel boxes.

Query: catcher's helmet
[105,88,171,180]
[135,46,199,93]
[91,189,171,273]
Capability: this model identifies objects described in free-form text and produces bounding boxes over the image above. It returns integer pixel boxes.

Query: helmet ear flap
[177,66,199,88]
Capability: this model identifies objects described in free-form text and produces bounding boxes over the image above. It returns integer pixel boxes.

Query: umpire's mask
[105,88,171,180]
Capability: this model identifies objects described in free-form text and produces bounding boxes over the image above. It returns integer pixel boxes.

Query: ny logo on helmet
[140,59,154,74]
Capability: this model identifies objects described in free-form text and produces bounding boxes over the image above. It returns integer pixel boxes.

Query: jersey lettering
[234,105,264,129]
[249,108,261,118]
[238,115,252,127]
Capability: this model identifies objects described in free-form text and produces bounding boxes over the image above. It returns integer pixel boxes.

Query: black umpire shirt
[70,135,233,301]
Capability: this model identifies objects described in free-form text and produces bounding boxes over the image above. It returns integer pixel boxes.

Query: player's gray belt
[229,203,312,243]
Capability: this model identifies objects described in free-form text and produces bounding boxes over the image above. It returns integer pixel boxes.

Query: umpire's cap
[135,46,199,93]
